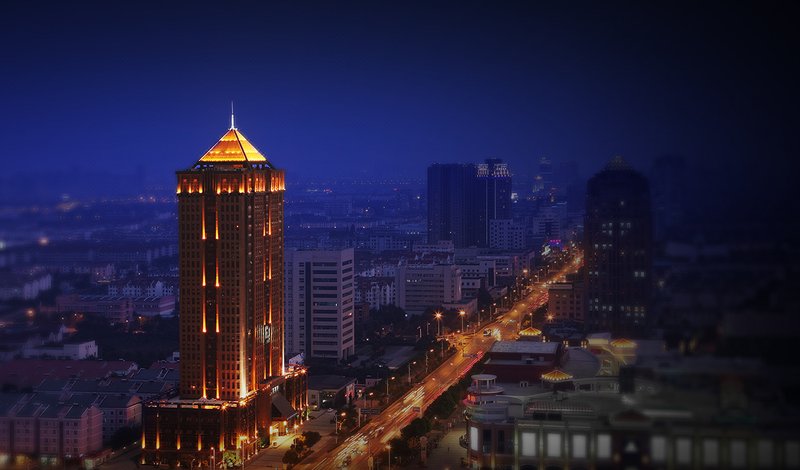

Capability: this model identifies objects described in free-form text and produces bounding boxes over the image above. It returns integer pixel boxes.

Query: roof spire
[230,101,236,130]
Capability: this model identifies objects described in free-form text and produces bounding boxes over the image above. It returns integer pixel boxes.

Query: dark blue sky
[1,1,797,197]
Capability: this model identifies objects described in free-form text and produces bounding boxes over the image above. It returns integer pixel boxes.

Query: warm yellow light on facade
[202,302,207,333]
[202,205,206,239]
[198,129,269,163]
[176,433,181,450]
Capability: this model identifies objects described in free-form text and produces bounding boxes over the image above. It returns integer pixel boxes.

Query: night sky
[1,1,798,209]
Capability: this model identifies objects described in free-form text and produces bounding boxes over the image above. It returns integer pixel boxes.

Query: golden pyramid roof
[519,327,542,336]
[541,369,573,382]
[198,128,268,164]
[610,338,637,348]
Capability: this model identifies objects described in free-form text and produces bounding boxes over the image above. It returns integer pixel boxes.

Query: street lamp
[459,310,465,333]
[359,390,375,427]
[434,311,442,336]
[336,411,347,444]
[386,375,395,396]
[386,444,392,469]
[407,361,417,384]
[425,349,434,373]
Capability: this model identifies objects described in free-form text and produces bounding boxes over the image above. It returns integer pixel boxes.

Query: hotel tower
[142,115,307,467]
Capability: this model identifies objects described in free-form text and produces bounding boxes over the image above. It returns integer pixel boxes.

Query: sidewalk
[249,409,337,469]
[425,427,465,470]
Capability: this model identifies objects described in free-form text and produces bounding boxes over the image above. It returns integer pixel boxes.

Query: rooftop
[489,341,559,355]
[307,374,356,391]
[197,127,270,164]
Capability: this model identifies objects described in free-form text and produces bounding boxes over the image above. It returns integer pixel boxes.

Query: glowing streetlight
[459,310,466,333]
[434,311,442,336]
[425,348,434,373]
[336,412,347,443]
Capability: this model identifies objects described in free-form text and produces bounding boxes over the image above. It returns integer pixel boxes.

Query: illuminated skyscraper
[176,116,285,399]
[142,115,306,466]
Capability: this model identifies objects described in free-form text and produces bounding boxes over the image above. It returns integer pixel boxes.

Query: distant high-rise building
[584,156,652,335]
[478,159,512,242]
[427,159,512,248]
[427,163,483,248]
[285,248,355,360]
[143,116,306,465]
[535,156,553,195]
[489,219,525,250]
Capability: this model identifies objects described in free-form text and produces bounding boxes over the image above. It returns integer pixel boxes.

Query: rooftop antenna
[230,101,236,130]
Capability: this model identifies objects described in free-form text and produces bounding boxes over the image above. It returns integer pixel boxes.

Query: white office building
[285,248,355,360]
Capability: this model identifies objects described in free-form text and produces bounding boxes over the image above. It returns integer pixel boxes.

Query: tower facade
[584,156,652,335]
[142,118,306,467]
[176,124,285,400]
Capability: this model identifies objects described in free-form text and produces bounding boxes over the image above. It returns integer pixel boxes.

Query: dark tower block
[584,157,652,336]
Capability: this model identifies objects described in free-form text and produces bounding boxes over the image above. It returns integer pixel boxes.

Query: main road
[301,254,582,469]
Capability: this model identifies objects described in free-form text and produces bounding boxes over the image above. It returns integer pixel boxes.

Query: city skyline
[1,2,799,469]
[1,1,797,216]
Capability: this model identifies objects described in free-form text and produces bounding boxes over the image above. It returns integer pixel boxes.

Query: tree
[401,418,431,440]
[282,449,300,465]
[108,426,140,450]
[303,431,321,447]
[221,450,241,468]
[388,437,412,465]
[477,287,493,312]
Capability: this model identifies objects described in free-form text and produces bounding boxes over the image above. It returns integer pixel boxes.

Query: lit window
[521,431,537,457]
[597,434,611,459]
[651,436,667,462]
[547,433,561,457]
[470,426,479,452]
[676,437,692,465]
[571,434,587,459]
[703,439,719,466]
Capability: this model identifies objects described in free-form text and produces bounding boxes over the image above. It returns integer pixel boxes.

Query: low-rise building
[396,263,462,315]
[22,340,99,360]
[307,375,356,410]
[547,280,585,322]
[0,394,103,466]
[461,354,800,470]
[483,341,564,382]
[55,295,134,325]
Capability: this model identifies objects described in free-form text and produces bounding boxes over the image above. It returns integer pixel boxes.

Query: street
[299,255,581,469]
